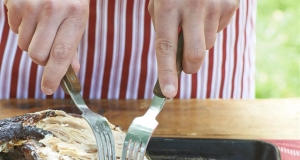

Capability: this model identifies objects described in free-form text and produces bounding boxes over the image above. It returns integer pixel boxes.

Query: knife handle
[60,65,82,94]
[153,30,184,98]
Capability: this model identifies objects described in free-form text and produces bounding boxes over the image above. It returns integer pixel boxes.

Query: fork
[121,30,184,160]
[61,66,115,160]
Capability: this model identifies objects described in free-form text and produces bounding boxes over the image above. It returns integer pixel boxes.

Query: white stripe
[99,0,108,98]
[107,0,121,99]
[249,0,257,99]
[116,0,126,98]
[17,52,32,98]
[89,1,101,99]
[234,1,247,99]
[196,67,202,98]
[242,1,251,99]
[126,0,145,99]
[144,24,156,99]
[0,31,17,99]
[90,0,107,99]
[135,0,146,98]
[53,86,64,99]
[126,0,137,99]
[197,50,209,99]
[223,12,236,99]
[34,66,46,99]
[180,73,191,99]
[78,25,89,96]
[279,147,300,156]
[293,149,296,156]
[210,31,223,98]
[240,1,247,98]
[0,2,5,43]
[108,0,127,99]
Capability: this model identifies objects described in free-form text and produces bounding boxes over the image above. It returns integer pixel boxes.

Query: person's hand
[4,0,89,95]
[148,0,239,98]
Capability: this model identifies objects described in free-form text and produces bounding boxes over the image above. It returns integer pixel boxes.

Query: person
[0,0,256,99]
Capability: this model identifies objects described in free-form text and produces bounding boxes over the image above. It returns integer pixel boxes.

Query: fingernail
[42,86,54,95]
[163,84,175,93]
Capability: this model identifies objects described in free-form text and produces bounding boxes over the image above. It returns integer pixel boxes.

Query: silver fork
[61,66,115,160]
[121,30,184,160]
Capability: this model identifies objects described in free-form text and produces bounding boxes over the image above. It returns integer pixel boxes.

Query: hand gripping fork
[61,66,116,160]
[121,30,184,160]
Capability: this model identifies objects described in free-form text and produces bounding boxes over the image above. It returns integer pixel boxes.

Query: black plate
[146,138,281,160]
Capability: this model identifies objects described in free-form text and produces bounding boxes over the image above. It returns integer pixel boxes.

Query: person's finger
[5,1,23,33]
[154,0,180,98]
[17,14,38,51]
[41,18,86,95]
[218,0,239,32]
[148,0,155,28]
[181,2,206,74]
[204,2,220,49]
[71,52,80,73]
[27,12,65,66]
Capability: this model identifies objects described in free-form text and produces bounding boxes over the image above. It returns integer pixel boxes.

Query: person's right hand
[4,0,89,95]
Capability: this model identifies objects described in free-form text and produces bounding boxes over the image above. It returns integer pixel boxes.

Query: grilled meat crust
[0,110,130,160]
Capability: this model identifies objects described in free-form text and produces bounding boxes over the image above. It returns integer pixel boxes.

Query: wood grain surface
[0,98,299,140]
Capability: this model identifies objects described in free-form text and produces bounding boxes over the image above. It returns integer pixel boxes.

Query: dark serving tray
[146,138,281,160]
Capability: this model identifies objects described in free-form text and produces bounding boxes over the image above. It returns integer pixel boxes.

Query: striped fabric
[0,0,257,99]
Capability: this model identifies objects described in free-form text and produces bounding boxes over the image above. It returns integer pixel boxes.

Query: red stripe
[46,94,53,99]
[119,1,133,99]
[101,0,115,99]
[9,47,22,98]
[175,28,183,99]
[83,0,97,99]
[191,73,197,98]
[0,6,9,72]
[231,9,240,98]
[219,28,228,98]
[138,0,151,99]
[206,48,214,98]
[28,63,38,98]
[241,1,249,98]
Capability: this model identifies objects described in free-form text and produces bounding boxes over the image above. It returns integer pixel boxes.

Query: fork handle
[153,30,184,98]
[61,65,82,94]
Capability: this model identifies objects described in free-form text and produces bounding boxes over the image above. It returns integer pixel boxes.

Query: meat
[0,110,147,160]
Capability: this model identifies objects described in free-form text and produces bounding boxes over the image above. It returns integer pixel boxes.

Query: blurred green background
[255,0,300,98]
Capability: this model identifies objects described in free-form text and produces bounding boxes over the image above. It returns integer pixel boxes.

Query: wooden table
[0,98,299,140]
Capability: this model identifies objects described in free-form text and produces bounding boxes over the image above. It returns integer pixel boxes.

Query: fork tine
[127,140,136,160]
[101,133,109,160]
[138,151,144,160]
[94,133,104,160]
[103,131,114,159]
[99,134,108,159]
[109,134,116,159]
[138,144,146,160]
[132,141,141,160]
[121,139,129,159]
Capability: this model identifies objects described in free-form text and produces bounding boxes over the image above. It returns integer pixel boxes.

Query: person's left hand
[148,0,239,98]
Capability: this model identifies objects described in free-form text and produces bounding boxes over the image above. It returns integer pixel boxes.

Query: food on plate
[0,110,148,160]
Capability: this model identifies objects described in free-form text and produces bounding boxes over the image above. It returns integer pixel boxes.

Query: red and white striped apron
[0,0,257,99]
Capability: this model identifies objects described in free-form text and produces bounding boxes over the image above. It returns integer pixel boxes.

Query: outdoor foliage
[255,0,300,98]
